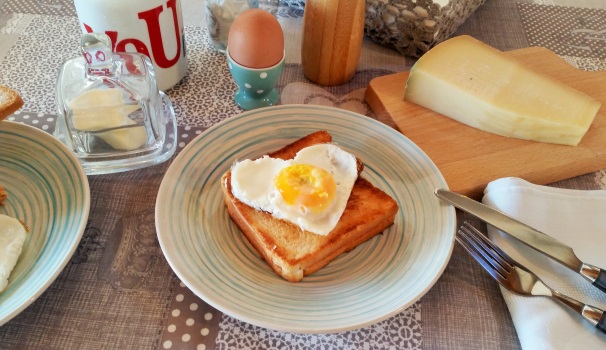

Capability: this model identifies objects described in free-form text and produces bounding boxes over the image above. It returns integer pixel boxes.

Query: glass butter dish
[55,33,177,175]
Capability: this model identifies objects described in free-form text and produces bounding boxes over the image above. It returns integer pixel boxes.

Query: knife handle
[580,263,606,293]
[593,269,606,293]
[599,313,606,334]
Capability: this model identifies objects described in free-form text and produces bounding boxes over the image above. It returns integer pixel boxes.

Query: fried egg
[0,214,27,293]
[231,143,358,235]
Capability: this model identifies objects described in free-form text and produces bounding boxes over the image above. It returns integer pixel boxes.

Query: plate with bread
[0,119,90,326]
[155,104,456,333]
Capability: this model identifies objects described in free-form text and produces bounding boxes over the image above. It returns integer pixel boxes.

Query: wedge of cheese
[404,35,602,146]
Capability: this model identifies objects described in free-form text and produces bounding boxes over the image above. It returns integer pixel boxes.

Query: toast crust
[0,85,24,121]
[221,131,399,282]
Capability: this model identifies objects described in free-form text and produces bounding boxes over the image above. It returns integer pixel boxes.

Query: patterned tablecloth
[0,0,605,349]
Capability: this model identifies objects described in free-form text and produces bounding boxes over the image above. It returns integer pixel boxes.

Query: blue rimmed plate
[155,105,455,333]
[0,121,90,326]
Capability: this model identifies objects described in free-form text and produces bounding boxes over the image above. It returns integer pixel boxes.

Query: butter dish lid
[56,33,158,110]
[54,33,177,175]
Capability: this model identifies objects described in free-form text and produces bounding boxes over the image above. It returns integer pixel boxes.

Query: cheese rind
[404,35,602,146]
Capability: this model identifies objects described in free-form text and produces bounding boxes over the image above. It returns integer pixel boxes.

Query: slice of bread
[0,85,23,121]
[221,130,399,282]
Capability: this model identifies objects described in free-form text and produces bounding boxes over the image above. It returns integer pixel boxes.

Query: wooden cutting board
[365,47,606,199]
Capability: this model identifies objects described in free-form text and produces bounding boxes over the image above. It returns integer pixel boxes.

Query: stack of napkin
[482,177,606,349]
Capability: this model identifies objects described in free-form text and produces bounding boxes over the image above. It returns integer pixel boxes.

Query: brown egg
[227,9,284,68]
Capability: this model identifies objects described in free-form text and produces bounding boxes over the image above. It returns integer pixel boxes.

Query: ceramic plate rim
[155,104,455,333]
[0,121,90,326]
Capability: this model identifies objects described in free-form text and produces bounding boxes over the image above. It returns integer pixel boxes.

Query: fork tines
[456,222,514,282]
[456,224,606,334]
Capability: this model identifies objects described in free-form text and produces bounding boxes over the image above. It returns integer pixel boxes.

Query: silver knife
[435,188,606,293]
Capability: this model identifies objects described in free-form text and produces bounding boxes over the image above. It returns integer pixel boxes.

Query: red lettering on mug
[138,0,181,69]
[81,0,181,69]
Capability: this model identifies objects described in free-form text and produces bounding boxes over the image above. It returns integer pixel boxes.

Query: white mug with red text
[74,0,187,91]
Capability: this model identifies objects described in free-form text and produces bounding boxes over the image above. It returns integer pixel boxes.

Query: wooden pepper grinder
[301,0,365,86]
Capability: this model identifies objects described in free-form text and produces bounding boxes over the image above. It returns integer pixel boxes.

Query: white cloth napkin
[482,177,606,350]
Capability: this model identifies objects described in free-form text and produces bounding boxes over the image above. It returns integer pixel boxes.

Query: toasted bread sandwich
[0,85,23,121]
[221,131,399,282]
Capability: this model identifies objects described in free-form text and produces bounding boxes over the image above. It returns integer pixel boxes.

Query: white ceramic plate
[0,121,90,326]
[155,105,455,333]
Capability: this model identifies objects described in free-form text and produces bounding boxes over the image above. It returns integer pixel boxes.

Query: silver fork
[456,221,606,334]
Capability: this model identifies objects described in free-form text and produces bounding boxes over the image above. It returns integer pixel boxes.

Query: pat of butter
[70,89,148,151]
[404,35,602,146]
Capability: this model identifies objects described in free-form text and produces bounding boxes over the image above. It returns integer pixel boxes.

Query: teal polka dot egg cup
[227,48,285,110]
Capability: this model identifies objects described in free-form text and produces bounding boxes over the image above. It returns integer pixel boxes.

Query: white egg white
[0,214,27,293]
[231,144,358,235]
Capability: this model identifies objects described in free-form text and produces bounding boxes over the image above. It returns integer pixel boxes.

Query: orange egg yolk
[274,164,336,212]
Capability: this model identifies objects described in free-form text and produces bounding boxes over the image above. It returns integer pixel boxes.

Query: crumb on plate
[0,185,6,206]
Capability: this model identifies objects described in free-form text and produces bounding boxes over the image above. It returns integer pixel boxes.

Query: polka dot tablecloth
[518,3,606,62]
[3,111,56,133]
[0,0,76,16]
[162,281,220,350]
